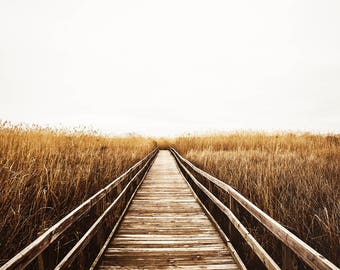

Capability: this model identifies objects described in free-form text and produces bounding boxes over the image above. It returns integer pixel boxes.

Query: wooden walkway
[97,150,241,269]
[3,149,337,270]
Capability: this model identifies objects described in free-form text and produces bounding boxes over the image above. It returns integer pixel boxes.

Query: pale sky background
[0,0,339,136]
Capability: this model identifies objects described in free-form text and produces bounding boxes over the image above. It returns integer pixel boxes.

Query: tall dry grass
[173,133,340,266]
[0,123,156,264]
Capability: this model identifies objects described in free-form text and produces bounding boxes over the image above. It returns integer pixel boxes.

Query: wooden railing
[1,148,159,270]
[170,147,339,270]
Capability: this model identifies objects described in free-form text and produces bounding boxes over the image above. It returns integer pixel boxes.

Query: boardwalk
[2,149,337,270]
[97,151,241,269]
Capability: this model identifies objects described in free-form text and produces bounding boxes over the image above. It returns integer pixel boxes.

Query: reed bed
[172,133,340,267]
[0,123,156,264]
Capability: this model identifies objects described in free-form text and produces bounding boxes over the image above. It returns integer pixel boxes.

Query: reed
[172,132,340,266]
[0,122,156,264]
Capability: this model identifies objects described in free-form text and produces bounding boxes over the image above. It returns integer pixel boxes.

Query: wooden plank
[89,156,156,270]
[171,148,340,270]
[0,149,158,270]
[173,158,247,270]
[173,155,280,270]
[54,151,156,270]
[97,150,242,269]
[97,266,239,270]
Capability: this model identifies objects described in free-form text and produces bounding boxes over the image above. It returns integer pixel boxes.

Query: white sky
[0,0,339,136]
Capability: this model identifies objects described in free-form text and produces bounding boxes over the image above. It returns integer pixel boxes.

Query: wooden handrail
[172,151,279,270]
[170,147,339,270]
[55,155,154,269]
[88,160,149,270]
[1,148,158,270]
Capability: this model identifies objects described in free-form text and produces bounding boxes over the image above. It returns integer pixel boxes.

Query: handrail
[55,152,156,269]
[1,148,159,270]
[172,150,279,270]
[170,147,339,270]
[88,159,149,270]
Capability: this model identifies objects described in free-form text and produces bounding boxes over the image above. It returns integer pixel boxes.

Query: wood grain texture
[0,149,158,270]
[97,151,240,270]
[170,148,339,270]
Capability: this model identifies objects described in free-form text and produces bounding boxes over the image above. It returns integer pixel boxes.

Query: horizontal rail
[172,149,279,270]
[1,148,158,270]
[170,147,339,270]
[173,153,248,270]
[89,159,149,270]
[55,154,154,269]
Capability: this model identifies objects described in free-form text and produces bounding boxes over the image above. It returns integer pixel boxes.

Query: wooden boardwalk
[97,150,241,269]
[3,149,337,270]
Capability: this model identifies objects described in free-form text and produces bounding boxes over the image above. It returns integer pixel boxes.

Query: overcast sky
[0,1,339,136]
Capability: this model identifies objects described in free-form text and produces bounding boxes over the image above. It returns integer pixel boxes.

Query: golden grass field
[0,124,339,267]
[0,123,156,264]
[172,133,340,266]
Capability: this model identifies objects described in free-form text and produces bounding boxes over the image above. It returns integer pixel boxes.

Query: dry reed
[0,122,156,264]
[172,132,340,266]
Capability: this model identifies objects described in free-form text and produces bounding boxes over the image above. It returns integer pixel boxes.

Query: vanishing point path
[97,150,241,269]
[3,150,337,269]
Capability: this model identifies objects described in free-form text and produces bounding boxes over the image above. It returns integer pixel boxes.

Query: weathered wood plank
[170,147,340,270]
[96,150,242,269]
[173,155,280,270]
[0,149,158,270]
[54,151,158,270]
[98,266,239,270]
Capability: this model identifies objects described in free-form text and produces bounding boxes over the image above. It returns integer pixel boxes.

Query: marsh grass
[0,123,156,264]
[173,133,340,266]
[1,126,339,267]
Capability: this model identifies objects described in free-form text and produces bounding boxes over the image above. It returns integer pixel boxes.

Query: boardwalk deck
[96,150,241,269]
[3,149,338,270]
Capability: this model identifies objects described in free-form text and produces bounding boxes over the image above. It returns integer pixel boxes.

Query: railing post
[78,252,86,270]
[228,194,232,238]
[116,182,122,194]
[37,254,44,270]
[228,195,240,245]
[36,229,51,270]
[96,197,106,248]
[282,244,297,270]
